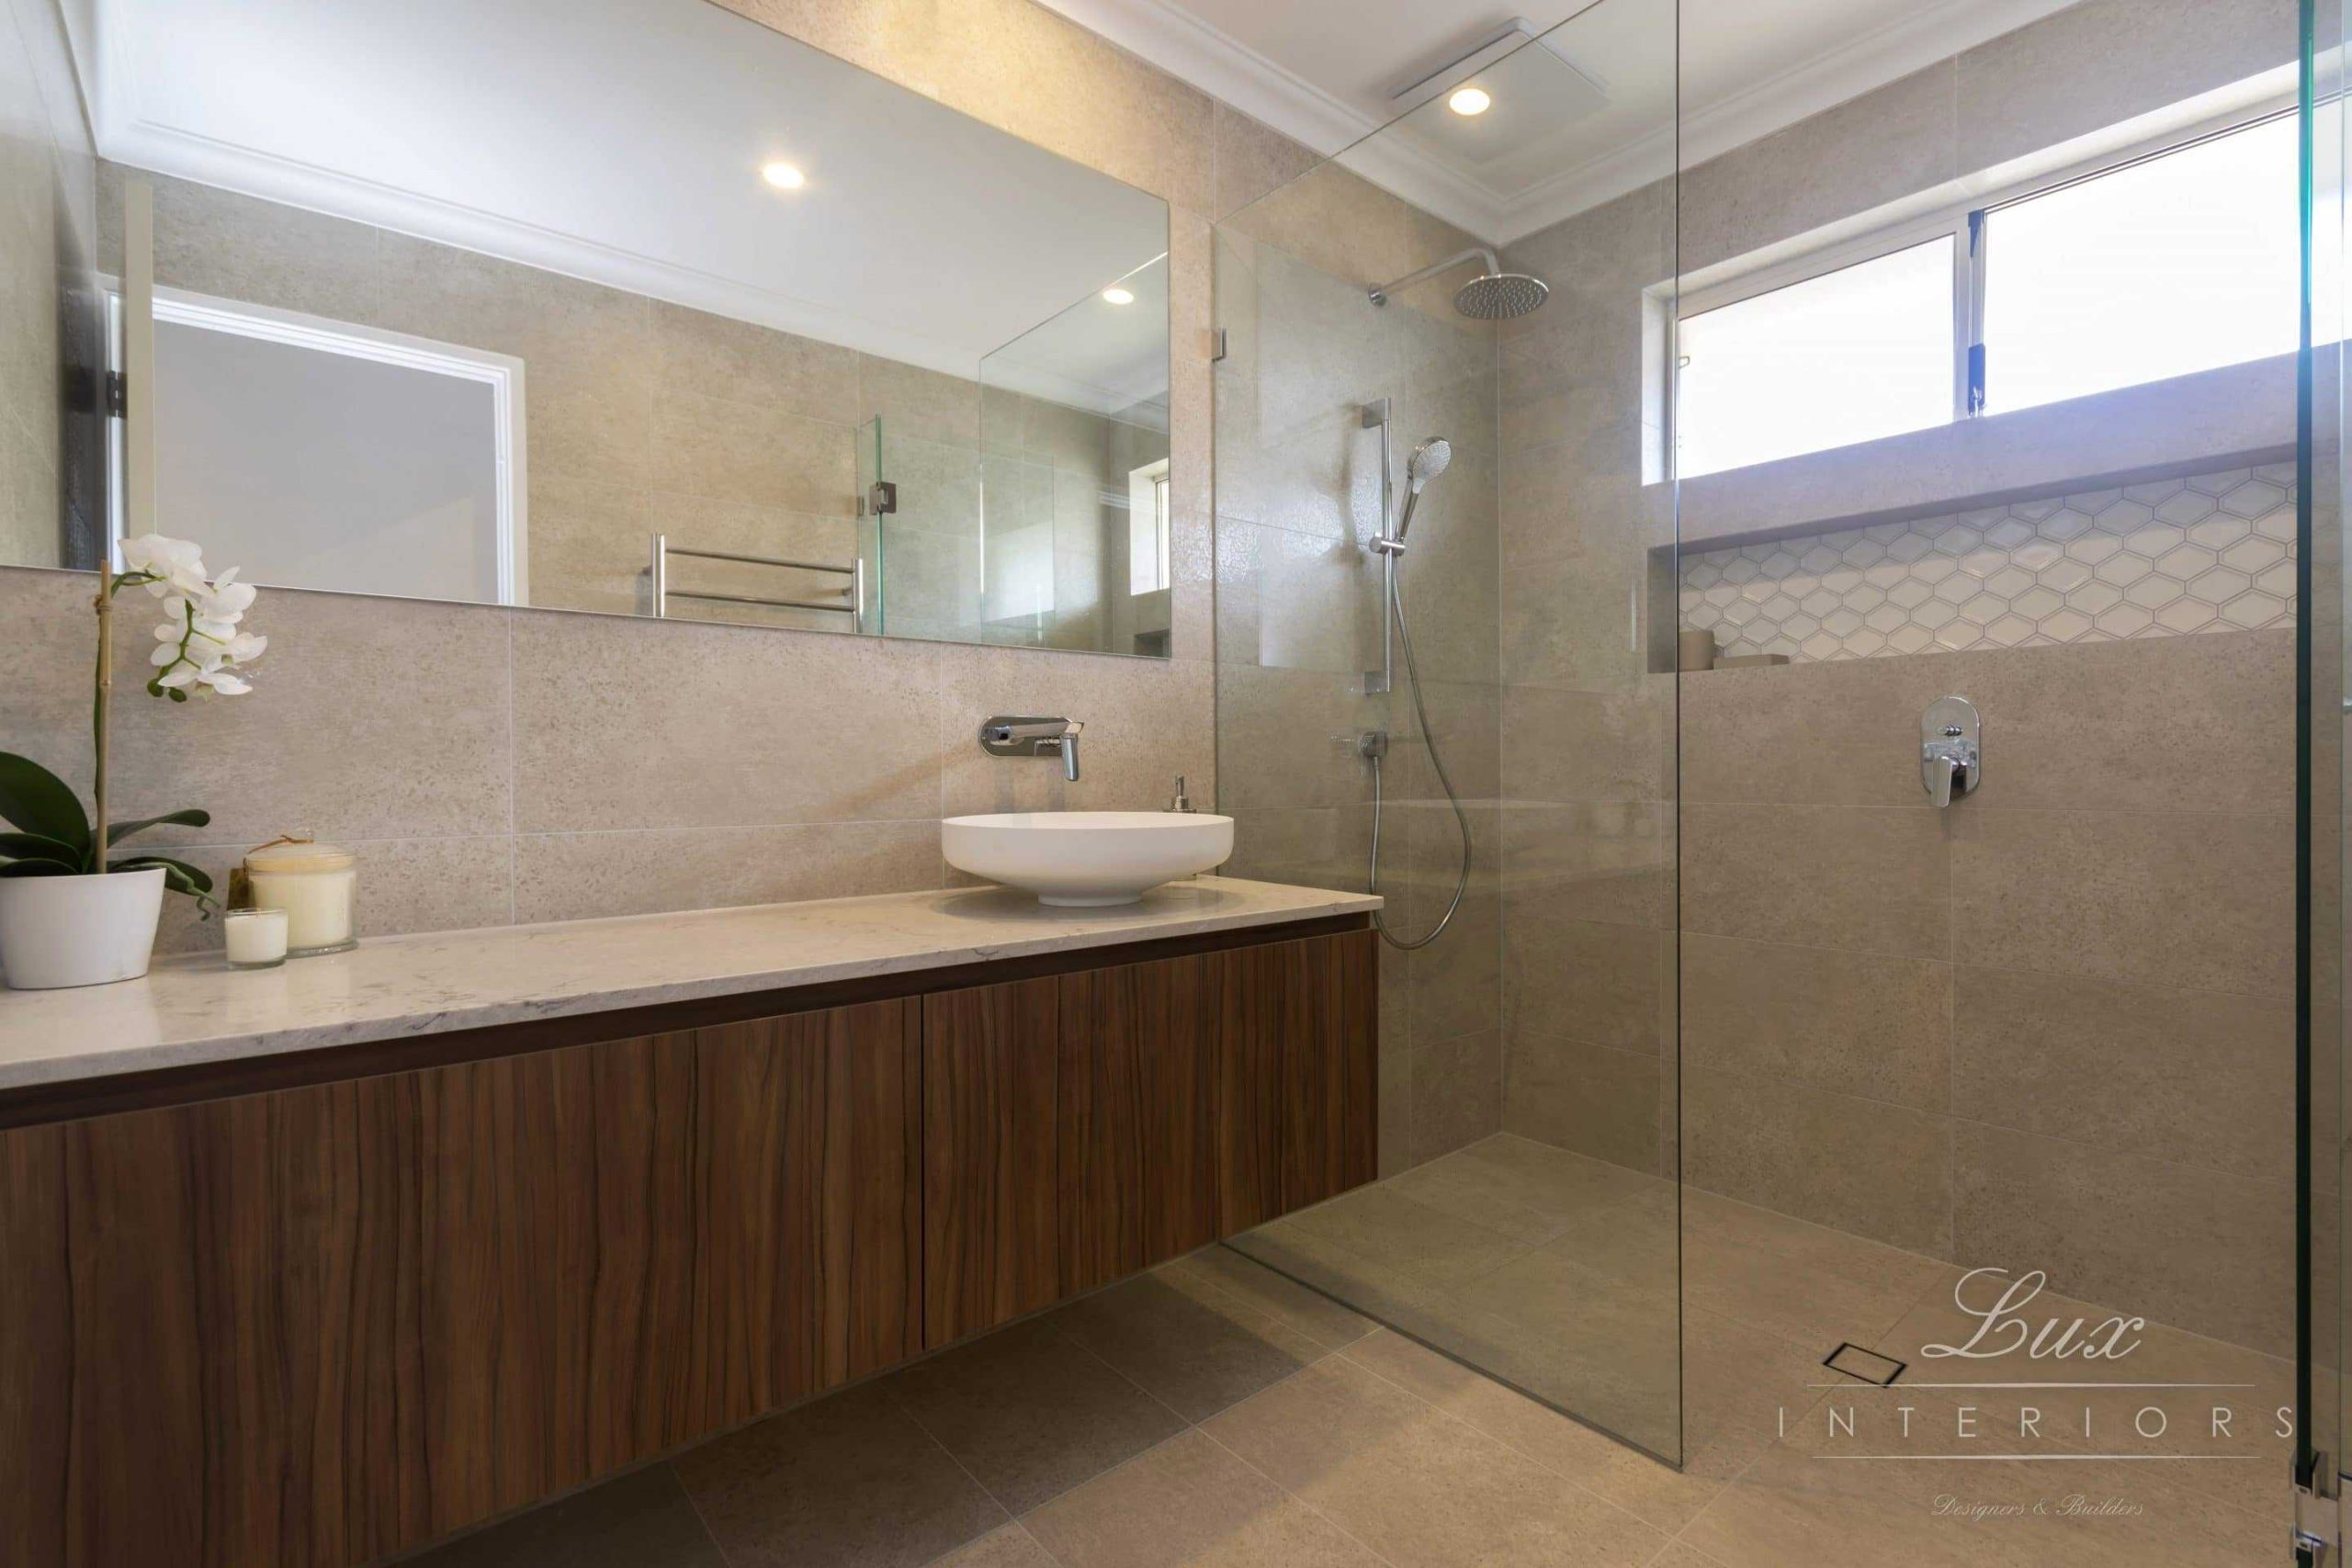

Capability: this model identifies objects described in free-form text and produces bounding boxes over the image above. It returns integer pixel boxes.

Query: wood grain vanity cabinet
[0,918,1374,1568]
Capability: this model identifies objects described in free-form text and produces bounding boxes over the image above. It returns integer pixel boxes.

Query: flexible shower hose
[1366,560,1472,951]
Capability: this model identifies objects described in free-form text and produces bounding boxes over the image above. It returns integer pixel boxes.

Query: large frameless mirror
[16,0,1173,656]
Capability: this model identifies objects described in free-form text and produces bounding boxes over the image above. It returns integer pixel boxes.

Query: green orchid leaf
[0,753,91,856]
[110,854,215,894]
[0,859,74,876]
[0,830,83,866]
[107,808,211,846]
[111,854,220,917]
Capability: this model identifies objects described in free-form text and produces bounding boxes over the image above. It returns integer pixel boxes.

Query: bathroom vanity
[0,878,1378,1568]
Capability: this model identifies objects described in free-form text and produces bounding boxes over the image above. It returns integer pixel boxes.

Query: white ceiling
[1039,0,2083,240]
[85,0,1172,405]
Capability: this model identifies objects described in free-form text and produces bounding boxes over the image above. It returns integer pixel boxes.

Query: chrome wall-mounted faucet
[979,716,1084,782]
[1920,696,1981,807]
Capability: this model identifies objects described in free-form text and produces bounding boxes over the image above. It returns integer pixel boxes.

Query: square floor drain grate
[1824,1342,1905,1387]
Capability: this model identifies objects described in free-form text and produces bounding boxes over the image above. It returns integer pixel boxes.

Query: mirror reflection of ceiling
[1039,0,2081,241]
[988,255,1172,431]
[89,0,1171,403]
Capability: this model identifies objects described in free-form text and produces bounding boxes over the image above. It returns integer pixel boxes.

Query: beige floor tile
[1050,1266,1329,1423]
[1682,1190,1951,1351]
[405,1463,725,1567]
[1442,1245,1682,1455]
[1871,1274,2294,1523]
[1342,1328,1723,1534]
[888,1318,1187,1515]
[1277,1178,1534,1291]
[1023,1428,1383,1567]
[1676,1386,2274,1568]
[1379,1134,1644,1247]
[1166,1247,1378,1351]
[1203,1357,1669,1567]
[1454,1133,1671,1216]
[928,1524,1061,1568]
[672,1382,1006,1568]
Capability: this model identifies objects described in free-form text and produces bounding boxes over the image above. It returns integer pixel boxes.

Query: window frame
[110,285,531,605]
[1670,93,2297,471]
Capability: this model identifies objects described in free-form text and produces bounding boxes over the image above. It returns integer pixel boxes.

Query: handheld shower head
[1389,435,1453,548]
[1406,437,1453,492]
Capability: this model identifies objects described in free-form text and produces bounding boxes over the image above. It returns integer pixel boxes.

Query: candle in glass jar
[223,908,288,968]
[243,842,358,955]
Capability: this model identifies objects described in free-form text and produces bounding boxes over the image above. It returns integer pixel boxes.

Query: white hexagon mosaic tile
[1679,465,2298,663]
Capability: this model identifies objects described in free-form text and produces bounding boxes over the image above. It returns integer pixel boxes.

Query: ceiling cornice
[1035,0,2086,243]
[1031,0,1375,154]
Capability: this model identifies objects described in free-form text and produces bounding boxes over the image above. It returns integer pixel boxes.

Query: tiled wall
[1679,631,2295,1353]
[0,0,1326,950]
[1683,466,2299,663]
[1486,0,2301,1356]
[1213,164,1504,1177]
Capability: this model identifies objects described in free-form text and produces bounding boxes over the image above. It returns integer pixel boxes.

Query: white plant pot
[0,867,167,990]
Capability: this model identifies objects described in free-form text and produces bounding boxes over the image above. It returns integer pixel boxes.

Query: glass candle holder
[223,908,289,970]
[243,842,358,956]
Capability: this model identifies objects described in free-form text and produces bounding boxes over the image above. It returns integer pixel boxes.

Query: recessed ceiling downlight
[761,161,807,190]
[1101,286,1136,305]
[1447,85,1492,117]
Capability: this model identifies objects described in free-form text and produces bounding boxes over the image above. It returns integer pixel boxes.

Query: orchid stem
[92,559,112,874]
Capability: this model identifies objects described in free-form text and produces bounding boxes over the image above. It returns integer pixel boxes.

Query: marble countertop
[0,876,1381,1091]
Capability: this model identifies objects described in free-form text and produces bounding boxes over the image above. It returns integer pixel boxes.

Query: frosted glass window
[1982,115,2298,412]
[1677,237,1953,479]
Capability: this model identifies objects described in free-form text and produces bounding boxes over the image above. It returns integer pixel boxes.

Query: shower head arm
[1367,246,1501,308]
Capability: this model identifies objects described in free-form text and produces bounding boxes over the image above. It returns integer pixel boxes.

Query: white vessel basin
[943,811,1236,907]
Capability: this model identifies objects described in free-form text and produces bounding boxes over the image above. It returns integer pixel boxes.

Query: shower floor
[1230,1132,2293,1567]
[407,1132,2291,1568]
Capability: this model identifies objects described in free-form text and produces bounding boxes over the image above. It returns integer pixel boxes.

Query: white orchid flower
[193,576,256,620]
[124,536,266,699]
[120,534,210,597]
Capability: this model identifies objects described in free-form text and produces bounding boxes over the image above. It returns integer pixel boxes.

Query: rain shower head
[1453,271,1549,320]
[1368,246,1548,320]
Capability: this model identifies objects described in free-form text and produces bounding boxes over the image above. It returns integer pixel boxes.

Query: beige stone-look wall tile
[644,389,854,515]
[1211,104,1319,222]
[1681,802,1951,959]
[0,571,514,847]
[153,835,514,955]
[1951,964,2294,1184]
[1685,1066,1954,1258]
[1503,916,1663,1055]
[1950,806,2293,995]
[1956,0,2300,173]
[1499,801,1668,930]
[1502,682,1663,806]
[1959,628,2292,813]
[1404,896,1498,1046]
[512,606,941,831]
[647,299,860,419]
[1410,1027,1501,1165]
[1679,63,1958,275]
[937,642,1212,816]
[1502,1029,1661,1173]
[1953,1119,2292,1354]
[1679,629,2294,813]
[1681,934,1951,1112]
[513,818,940,923]
[118,165,379,322]
[1679,657,1935,809]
